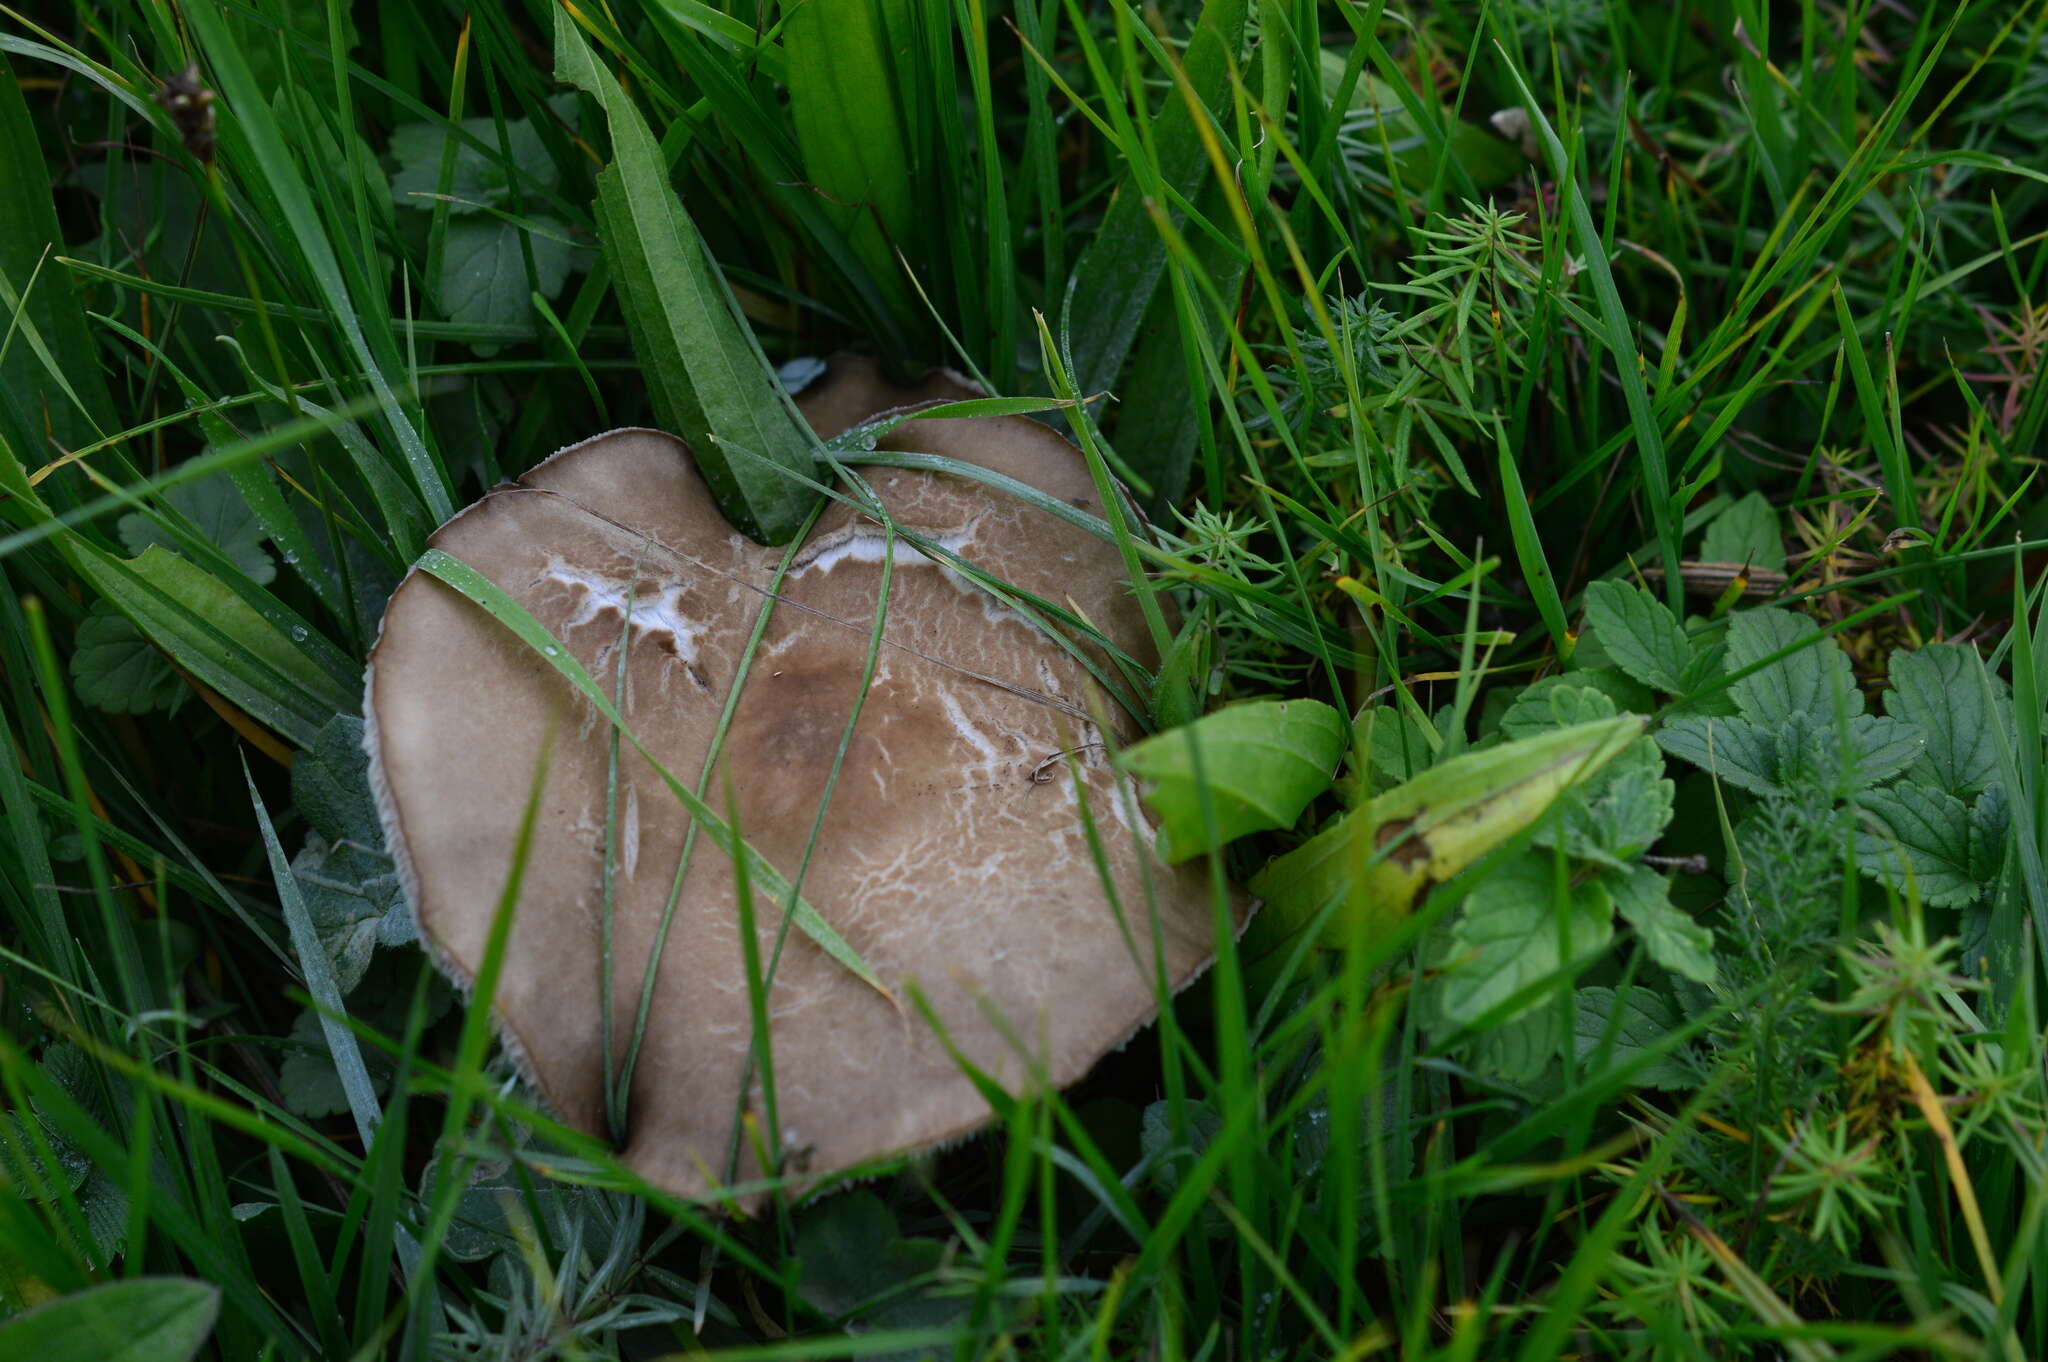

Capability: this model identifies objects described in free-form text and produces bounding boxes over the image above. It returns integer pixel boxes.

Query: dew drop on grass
[290,625,308,642]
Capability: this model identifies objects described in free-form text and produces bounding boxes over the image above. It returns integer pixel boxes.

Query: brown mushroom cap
[365,357,1237,1201]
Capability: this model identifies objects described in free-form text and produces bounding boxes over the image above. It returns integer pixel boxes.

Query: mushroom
[364,357,1239,1201]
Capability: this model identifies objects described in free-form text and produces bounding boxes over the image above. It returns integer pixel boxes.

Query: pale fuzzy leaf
[389,113,556,213]
[1584,580,1692,694]
[1884,644,2012,797]
[1122,699,1348,862]
[1606,863,1716,983]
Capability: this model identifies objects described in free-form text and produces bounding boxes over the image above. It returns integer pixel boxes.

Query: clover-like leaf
[118,475,275,585]
[794,1191,968,1334]
[70,601,183,715]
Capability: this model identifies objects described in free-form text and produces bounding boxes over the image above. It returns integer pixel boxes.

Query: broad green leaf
[69,601,182,715]
[1659,710,1921,798]
[557,8,819,543]
[1437,855,1612,1028]
[1856,783,1980,907]
[1606,863,1715,983]
[279,1007,391,1119]
[117,475,275,585]
[1583,580,1691,694]
[1698,491,1786,574]
[0,1279,218,1362]
[1573,987,1694,1088]
[1884,644,2011,797]
[1121,699,1347,862]
[1669,640,1738,717]
[1725,608,1861,722]
[417,548,890,1001]
[436,216,575,339]
[67,545,353,747]
[1249,717,1645,952]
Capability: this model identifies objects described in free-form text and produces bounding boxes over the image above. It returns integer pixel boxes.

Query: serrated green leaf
[1726,608,1862,722]
[69,601,182,715]
[1856,783,1980,907]
[1606,863,1715,983]
[1885,644,2012,797]
[1971,783,2009,885]
[118,475,275,586]
[1573,986,1694,1088]
[1498,671,1653,739]
[1437,855,1613,1028]
[1364,703,1451,783]
[1121,699,1347,862]
[1670,641,1738,717]
[1699,491,1785,574]
[1499,686,1670,866]
[0,1279,218,1362]
[1655,715,1782,796]
[1583,580,1692,694]
[436,216,575,341]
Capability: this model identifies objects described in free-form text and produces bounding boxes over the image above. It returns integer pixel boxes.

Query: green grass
[4,0,2048,1357]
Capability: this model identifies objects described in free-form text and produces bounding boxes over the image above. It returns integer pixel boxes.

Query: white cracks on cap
[791,520,982,578]
[543,557,707,664]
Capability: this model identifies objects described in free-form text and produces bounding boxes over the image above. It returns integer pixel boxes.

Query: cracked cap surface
[365,356,1239,1202]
